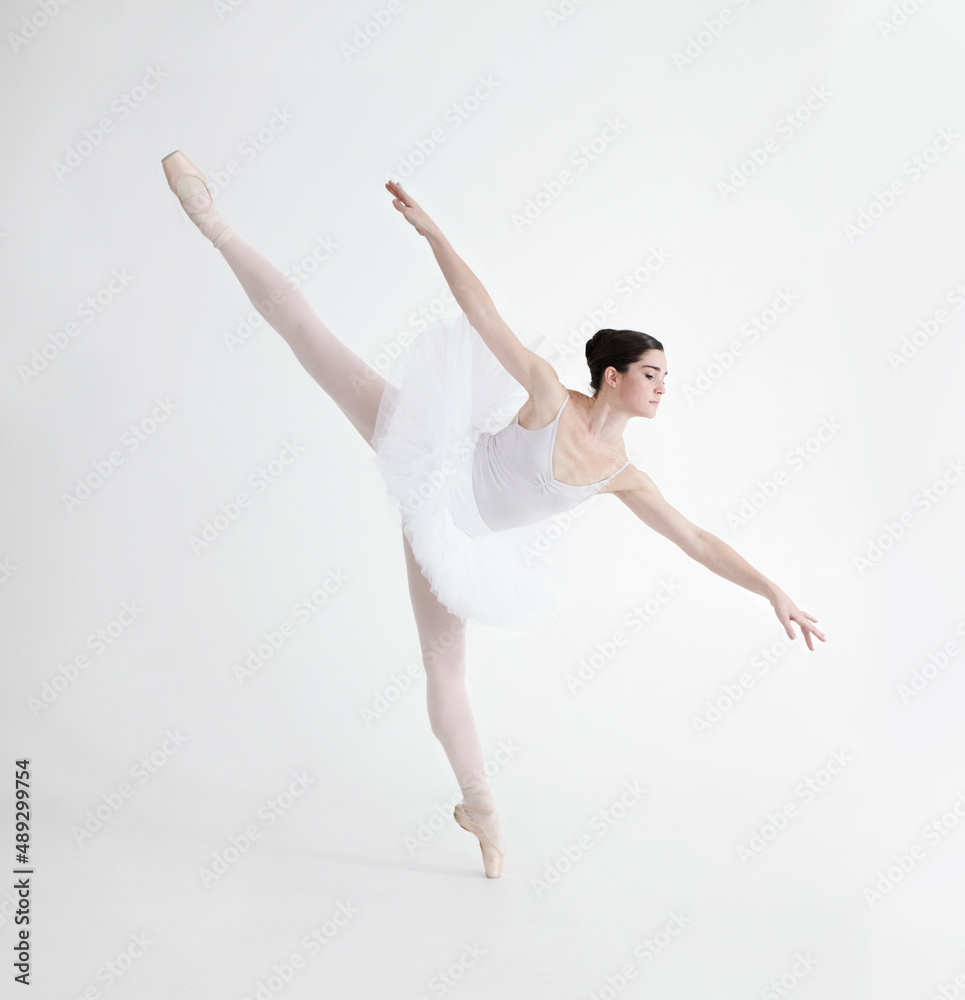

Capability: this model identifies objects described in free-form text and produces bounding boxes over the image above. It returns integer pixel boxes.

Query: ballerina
[161,150,826,878]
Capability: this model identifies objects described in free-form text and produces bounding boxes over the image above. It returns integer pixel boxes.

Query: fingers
[795,617,826,650]
[787,614,807,649]
[385,179,415,207]
[385,183,415,222]
[385,180,406,203]
[776,601,827,650]
[800,615,826,642]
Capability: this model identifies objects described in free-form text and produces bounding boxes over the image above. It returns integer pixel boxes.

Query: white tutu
[371,312,572,630]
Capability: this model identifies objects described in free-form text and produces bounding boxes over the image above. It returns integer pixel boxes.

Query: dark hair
[585,329,664,396]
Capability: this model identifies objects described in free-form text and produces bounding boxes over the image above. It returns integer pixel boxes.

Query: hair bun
[585,329,608,362]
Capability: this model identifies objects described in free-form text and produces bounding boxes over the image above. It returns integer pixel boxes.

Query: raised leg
[218,235,388,449]
[400,530,505,872]
[162,150,387,449]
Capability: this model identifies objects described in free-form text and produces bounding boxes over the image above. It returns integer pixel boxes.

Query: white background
[2,0,964,997]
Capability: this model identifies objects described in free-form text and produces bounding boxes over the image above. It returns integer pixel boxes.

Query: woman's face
[611,349,667,417]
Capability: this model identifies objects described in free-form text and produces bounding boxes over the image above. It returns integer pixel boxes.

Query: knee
[419,622,468,671]
[423,648,466,682]
[256,279,297,320]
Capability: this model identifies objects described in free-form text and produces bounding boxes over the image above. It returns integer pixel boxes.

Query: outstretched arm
[385,180,495,319]
[613,467,827,651]
[385,179,560,397]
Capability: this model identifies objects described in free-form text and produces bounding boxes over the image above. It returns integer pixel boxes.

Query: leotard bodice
[471,395,630,533]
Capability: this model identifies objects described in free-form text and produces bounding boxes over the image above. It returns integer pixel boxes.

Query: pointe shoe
[161,149,234,248]
[454,802,506,878]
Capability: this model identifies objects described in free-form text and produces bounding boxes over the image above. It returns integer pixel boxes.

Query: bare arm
[385,179,560,397]
[614,467,826,650]
[424,230,497,325]
[693,531,779,601]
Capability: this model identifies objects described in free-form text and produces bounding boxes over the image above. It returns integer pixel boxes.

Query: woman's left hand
[770,589,826,651]
[385,179,441,239]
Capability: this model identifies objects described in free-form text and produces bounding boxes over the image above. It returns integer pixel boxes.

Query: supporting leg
[400,530,505,865]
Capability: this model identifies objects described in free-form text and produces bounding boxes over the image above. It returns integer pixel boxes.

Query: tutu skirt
[371,312,571,630]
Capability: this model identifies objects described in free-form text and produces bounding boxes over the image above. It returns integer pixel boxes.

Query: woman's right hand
[769,588,826,651]
[385,179,441,239]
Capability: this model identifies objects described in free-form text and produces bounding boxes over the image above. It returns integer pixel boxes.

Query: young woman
[161,151,826,879]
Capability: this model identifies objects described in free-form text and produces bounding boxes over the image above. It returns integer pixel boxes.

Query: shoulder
[564,388,598,409]
[516,371,571,428]
[468,311,565,403]
[595,461,646,496]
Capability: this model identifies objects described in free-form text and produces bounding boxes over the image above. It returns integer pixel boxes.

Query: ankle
[180,188,233,248]
[460,789,503,840]
[460,785,496,815]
